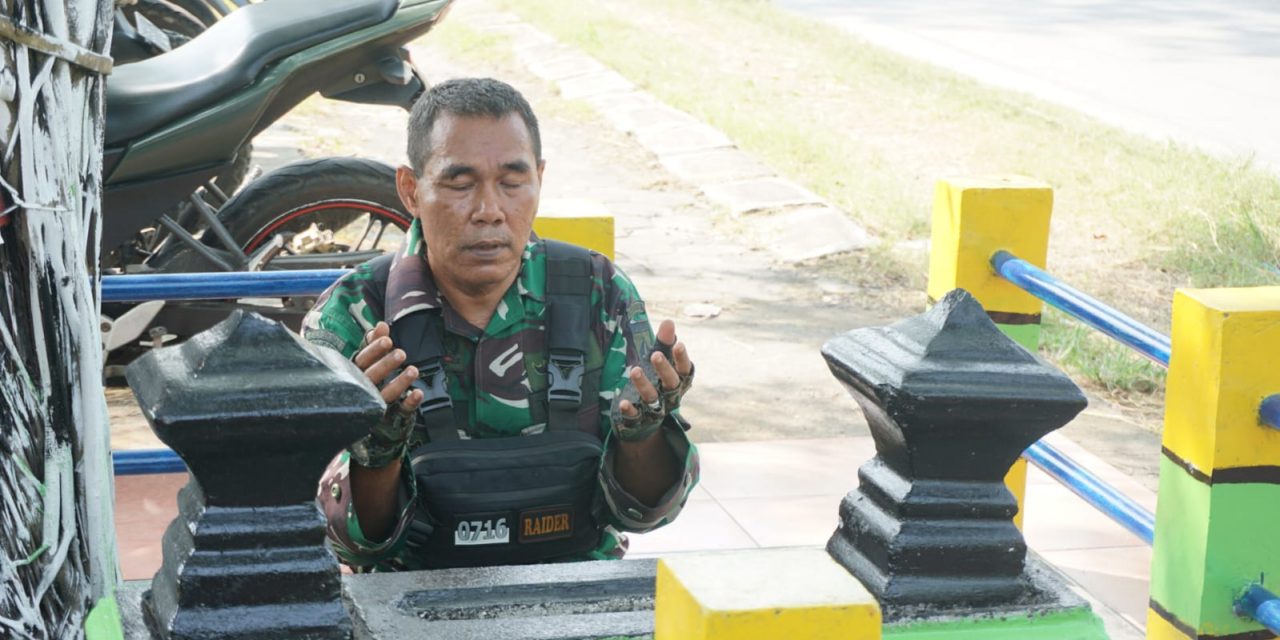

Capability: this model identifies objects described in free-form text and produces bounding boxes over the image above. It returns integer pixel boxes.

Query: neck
[430,259,518,330]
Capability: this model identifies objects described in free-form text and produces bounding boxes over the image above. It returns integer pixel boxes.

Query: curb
[465,4,876,264]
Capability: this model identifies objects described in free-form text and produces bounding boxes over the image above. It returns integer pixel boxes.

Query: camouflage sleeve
[316,450,421,571]
[301,260,386,358]
[595,262,700,533]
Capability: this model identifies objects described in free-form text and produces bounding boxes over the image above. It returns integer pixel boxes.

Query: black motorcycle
[100,0,453,356]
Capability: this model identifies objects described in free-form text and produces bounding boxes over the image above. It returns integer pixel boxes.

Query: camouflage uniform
[303,219,699,571]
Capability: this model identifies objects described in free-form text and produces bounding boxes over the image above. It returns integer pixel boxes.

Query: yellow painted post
[926,176,1056,529]
[655,548,882,640]
[534,198,615,260]
[1147,287,1280,639]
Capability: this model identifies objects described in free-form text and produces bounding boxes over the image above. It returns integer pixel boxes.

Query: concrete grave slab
[700,177,824,215]
[658,148,775,185]
[556,71,636,100]
[633,123,733,156]
[754,206,874,262]
[347,559,659,639]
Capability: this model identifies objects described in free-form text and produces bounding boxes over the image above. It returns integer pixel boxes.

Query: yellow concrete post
[926,176,1056,529]
[534,198,614,259]
[1147,287,1280,639]
[655,548,882,640]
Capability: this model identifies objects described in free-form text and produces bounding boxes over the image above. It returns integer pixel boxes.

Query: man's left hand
[617,319,694,440]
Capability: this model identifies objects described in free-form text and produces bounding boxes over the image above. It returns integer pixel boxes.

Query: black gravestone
[126,310,384,639]
[822,289,1087,606]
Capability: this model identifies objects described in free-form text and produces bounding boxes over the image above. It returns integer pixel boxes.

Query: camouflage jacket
[302,219,699,571]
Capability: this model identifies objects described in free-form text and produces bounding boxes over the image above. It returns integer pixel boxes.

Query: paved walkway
[775,0,1280,172]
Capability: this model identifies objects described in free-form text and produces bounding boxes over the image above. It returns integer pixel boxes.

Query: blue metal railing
[106,269,345,477]
[113,449,185,476]
[991,251,1171,366]
[102,269,345,303]
[1236,584,1280,634]
[993,250,1280,548]
[1262,395,1280,432]
[1023,441,1154,544]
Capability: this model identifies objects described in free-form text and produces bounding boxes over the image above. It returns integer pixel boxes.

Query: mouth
[464,239,512,257]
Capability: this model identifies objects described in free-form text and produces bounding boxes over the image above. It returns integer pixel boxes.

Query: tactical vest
[370,240,606,568]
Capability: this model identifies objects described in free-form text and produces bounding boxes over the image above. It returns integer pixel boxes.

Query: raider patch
[519,506,573,543]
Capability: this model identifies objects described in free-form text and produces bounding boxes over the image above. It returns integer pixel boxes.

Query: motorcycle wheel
[221,157,413,262]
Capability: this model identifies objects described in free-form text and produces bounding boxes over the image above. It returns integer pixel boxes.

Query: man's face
[396,112,543,296]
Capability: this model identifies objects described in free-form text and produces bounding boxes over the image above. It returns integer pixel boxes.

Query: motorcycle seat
[105,0,398,146]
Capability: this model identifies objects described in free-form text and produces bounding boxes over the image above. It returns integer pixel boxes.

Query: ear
[536,159,546,183]
[395,165,421,216]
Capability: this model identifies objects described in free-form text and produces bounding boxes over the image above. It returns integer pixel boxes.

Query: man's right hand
[349,322,425,468]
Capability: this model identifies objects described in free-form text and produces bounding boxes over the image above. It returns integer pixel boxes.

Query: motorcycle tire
[220,156,413,263]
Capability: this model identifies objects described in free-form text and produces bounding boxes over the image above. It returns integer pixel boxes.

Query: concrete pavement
[775,0,1280,171]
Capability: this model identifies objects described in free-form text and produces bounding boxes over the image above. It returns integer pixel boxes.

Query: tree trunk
[0,1,116,638]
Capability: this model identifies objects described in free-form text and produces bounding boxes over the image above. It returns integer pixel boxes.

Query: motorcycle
[99,0,453,363]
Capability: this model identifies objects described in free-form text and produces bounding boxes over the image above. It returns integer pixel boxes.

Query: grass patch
[431,16,515,66]
[1040,310,1166,397]
[496,0,1280,395]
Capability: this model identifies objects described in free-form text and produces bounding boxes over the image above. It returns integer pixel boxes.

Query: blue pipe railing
[991,251,1171,367]
[1262,395,1280,432]
[102,269,346,303]
[113,448,186,476]
[1236,584,1280,634]
[1023,440,1155,545]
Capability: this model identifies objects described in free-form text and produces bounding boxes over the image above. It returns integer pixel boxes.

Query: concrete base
[118,553,1105,640]
[883,555,1109,640]
[347,559,656,640]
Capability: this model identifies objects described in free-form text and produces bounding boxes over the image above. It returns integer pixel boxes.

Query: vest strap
[544,240,594,432]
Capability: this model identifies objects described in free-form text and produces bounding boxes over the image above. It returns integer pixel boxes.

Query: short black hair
[406,77,542,175]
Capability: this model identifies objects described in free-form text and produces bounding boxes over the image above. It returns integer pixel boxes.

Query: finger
[361,322,390,349]
[618,399,638,418]
[354,335,394,370]
[630,366,659,404]
[364,348,406,388]
[672,341,693,377]
[380,365,417,404]
[652,350,679,390]
[655,319,677,347]
[399,388,424,414]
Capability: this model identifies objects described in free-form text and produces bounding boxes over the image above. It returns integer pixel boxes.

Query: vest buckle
[413,360,453,413]
[547,352,585,406]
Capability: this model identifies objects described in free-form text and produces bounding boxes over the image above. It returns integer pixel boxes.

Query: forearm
[349,459,403,542]
[611,428,679,507]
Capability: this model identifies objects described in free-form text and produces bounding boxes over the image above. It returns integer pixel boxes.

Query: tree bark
[1,1,116,638]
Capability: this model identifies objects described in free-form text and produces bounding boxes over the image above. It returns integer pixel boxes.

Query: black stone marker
[822,289,1086,607]
[127,310,384,639]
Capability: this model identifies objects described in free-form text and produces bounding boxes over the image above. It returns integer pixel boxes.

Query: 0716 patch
[453,513,510,546]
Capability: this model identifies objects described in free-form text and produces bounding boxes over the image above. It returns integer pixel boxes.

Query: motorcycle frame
[100,0,452,261]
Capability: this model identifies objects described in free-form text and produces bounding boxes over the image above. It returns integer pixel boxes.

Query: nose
[473,181,505,225]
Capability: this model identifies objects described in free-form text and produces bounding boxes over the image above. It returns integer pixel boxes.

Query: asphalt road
[775,0,1280,171]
